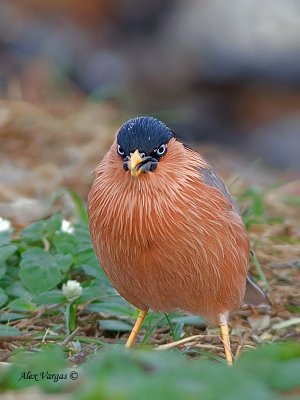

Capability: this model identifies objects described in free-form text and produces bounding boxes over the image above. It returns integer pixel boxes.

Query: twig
[42,237,50,252]
[154,334,218,351]
[235,344,243,359]
[0,334,34,342]
[62,327,80,346]
[192,344,223,351]
[13,304,59,329]
[0,333,104,346]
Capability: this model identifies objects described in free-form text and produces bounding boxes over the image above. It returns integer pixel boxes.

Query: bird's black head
[116,116,174,176]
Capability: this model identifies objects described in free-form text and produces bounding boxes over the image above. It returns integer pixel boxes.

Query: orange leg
[219,314,233,366]
[125,310,147,348]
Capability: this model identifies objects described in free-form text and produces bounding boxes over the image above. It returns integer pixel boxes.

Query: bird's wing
[243,275,271,306]
[200,165,239,212]
[200,165,270,306]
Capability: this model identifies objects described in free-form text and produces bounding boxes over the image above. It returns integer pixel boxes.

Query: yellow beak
[128,149,143,177]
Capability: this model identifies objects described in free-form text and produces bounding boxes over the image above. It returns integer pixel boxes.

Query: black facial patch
[117,116,174,156]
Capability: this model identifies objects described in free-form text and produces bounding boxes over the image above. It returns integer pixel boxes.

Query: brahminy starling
[88,116,268,364]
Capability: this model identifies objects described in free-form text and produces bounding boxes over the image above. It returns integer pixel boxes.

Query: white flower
[61,219,74,234]
[0,217,12,233]
[62,280,83,302]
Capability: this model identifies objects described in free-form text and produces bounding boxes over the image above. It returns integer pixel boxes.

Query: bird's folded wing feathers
[244,275,271,306]
[200,165,270,306]
[200,166,239,212]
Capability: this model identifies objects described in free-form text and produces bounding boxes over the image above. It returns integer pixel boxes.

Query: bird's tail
[243,275,271,306]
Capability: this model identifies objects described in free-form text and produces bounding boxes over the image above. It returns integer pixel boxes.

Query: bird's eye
[156,144,167,156]
[117,144,125,157]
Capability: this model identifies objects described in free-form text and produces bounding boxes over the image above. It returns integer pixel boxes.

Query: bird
[88,116,268,365]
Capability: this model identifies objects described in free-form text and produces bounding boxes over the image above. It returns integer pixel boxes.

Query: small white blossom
[0,217,12,233]
[61,219,74,234]
[62,280,83,302]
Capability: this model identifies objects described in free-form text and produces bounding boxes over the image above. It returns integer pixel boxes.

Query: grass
[0,184,299,398]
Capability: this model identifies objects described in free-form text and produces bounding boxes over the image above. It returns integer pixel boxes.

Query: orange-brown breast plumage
[88,137,250,323]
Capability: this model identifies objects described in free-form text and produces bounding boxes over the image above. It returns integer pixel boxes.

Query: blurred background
[1,0,300,224]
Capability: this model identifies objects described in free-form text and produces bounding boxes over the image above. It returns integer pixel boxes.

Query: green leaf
[172,322,184,341]
[2,264,19,281]
[5,282,33,300]
[100,319,133,332]
[44,214,63,236]
[20,248,72,294]
[53,232,79,255]
[171,315,206,326]
[56,253,73,273]
[0,324,21,336]
[0,287,8,307]
[7,298,38,312]
[0,262,7,280]
[87,299,134,317]
[74,285,102,304]
[21,221,44,243]
[237,343,300,392]
[34,290,66,305]
[75,248,103,279]
[73,222,92,246]
[0,313,25,322]
[20,214,63,244]
[0,244,17,280]
[0,244,18,267]
[0,230,12,246]
[286,304,300,313]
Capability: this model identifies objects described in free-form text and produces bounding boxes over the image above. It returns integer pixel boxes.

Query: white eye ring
[156,144,167,156]
[117,144,125,156]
